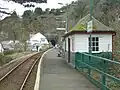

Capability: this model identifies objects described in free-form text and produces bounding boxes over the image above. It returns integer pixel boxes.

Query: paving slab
[40,49,99,90]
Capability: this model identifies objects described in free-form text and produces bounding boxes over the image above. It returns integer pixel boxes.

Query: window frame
[88,37,99,53]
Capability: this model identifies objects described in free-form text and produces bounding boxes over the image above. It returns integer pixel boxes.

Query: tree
[0,7,11,15]
[4,0,47,4]
[0,10,11,15]
[22,10,33,19]
[22,9,43,35]
[49,9,62,15]
[23,4,35,7]
[22,10,33,32]
[73,1,88,19]
[11,11,18,18]
[44,8,50,14]
[28,19,42,33]
[6,11,21,41]
[55,9,61,15]
[34,7,43,16]
[99,0,120,26]
[22,10,33,38]
[0,10,23,52]
[50,9,56,14]
[106,0,120,4]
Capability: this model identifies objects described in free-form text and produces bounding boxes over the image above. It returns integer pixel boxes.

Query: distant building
[1,40,18,51]
[28,32,49,51]
[0,43,4,53]
[29,32,49,45]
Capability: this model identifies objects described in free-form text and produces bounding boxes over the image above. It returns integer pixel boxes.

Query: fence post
[101,60,106,90]
[88,55,91,76]
[81,53,84,72]
[75,52,79,69]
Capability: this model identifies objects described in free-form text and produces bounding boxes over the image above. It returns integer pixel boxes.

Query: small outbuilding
[62,14,116,63]
[29,32,49,51]
[30,32,49,45]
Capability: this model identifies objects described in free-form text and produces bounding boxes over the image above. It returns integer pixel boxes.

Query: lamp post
[87,0,93,76]
[89,0,92,54]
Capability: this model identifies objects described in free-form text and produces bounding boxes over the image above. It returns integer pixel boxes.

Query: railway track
[0,52,42,90]
[0,53,35,79]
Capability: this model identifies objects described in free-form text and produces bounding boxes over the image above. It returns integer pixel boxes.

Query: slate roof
[70,14,113,31]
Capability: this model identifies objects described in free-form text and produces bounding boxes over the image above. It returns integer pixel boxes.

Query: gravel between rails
[22,55,40,90]
[0,53,40,90]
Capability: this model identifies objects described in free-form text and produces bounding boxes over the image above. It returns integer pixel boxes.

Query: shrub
[0,53,12,66]
[3,50,16,55]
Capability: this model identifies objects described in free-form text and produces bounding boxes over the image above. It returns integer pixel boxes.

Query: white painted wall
[99,34,112,52]
[65,35,75,52]
[0,43,4,53]
[74,34,88,52]
[74,34,112,53]
[71,35,75,52]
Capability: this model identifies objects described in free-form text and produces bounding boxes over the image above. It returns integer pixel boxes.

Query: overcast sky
[0,0,77,18]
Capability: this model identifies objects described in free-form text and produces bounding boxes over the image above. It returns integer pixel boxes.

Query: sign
[56,28,66,31]
[87,20,93,32]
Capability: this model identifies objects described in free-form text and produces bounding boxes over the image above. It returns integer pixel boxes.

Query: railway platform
[38,49,98,90]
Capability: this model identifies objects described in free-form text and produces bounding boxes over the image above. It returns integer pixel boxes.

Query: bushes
[3,50,16,55]
[0,50,19,66]
[38,44,49,51]
[0,53,12,66]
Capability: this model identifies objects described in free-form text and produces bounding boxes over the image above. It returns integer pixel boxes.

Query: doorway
[68,38,70,63]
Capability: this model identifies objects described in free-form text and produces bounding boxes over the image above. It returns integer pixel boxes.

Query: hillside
[65,0,120,59]
[0,0,120,57]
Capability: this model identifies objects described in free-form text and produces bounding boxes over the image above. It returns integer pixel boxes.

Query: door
[68,38,70,63]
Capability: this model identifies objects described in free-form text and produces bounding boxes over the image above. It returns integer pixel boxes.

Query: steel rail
[0,53,39,82]
[19,54,41,90]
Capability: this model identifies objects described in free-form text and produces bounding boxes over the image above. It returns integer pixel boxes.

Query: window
[89,37,99,51]
[41,38,45,42]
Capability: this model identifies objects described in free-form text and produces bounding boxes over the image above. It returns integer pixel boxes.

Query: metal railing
[75,52,120,90]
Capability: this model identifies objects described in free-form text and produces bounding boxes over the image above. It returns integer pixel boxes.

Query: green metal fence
[75,52,120,90]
